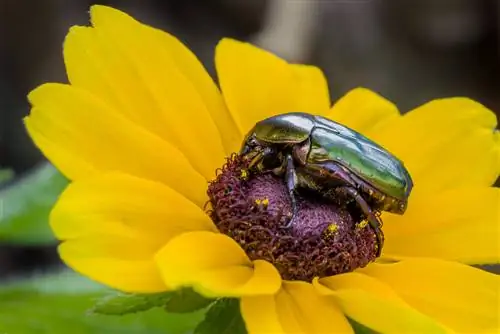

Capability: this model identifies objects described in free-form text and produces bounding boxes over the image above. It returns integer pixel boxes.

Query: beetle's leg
[247,147,273,171]
[336,186,384,257]
[270,154,287,176]
[283,154,299,228]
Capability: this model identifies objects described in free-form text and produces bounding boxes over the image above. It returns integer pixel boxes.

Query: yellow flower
[25,5,500,334]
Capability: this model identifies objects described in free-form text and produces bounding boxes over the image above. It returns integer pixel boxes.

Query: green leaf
[91,291,175,315]
[0,168,14,184]
[194,298,247,334]
[0,270,205,334]
[165,288,215,314]
[92,288,214,316]
[349,318,379,334]
[0,163,68,244]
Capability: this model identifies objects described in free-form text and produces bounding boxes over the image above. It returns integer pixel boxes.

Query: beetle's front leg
[283,154,299,228]
[336,186,384,257]
[246,147,273,172]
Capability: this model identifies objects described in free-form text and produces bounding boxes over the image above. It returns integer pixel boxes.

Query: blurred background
[0,0,499,332]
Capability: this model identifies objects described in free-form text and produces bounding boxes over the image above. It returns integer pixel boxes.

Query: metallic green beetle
[240,112,413,256]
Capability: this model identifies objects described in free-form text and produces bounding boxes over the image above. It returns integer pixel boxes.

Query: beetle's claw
[363,212,384,257]
[281,211,296,229]
[373,227,384,257]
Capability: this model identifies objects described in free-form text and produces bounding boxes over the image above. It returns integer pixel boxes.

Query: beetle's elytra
[240,112,414,257]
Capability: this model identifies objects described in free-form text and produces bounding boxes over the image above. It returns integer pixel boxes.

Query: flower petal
[371,98,499,191]
[240,296,284,334]
[358,258,500,333]
[64,5,229,177]
[326,88,400,137]
[50,172,216,243]
[314,273,450,334]
[290,64,331,115]
[25,83,207,207]
[155,231,281,298]
[276,281,353,334]
[242,282,353,334]
[215,38,330,135]
[382,187,500,264]
[59,235,167,293]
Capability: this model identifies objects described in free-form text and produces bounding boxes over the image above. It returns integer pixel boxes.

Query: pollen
[254,198,270,208]
[240,169,249,180]
[323,223,339,239]
[207,154,378,281]
[356,220,369,229]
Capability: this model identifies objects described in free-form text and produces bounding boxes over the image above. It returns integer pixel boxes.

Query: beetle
[240,112,414,256]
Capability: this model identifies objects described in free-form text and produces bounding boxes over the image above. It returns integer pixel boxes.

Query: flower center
[207,154,378,281]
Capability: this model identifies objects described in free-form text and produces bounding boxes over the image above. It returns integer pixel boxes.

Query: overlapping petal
[370,98,499,193]
[51,172,216,293]
[325,88,401,138]
[25,83,208,207]
[63,5,232,177]
[357,258,500,333]
[241,281,353,334]
[51,172,216,241]
[315,273,450,333]
[155,231,281,298]
[381,187,500,263]
[240,296,284,333]
[215,38,330,135]
[59,235,167,293]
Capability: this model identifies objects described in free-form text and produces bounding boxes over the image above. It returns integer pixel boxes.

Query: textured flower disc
[208,155,378,281]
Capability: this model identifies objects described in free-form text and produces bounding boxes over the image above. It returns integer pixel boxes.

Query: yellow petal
[64,5,229,177]
[51,172,216,243]
[314,273,451,334]
[274,281,353,334]
[215,38,330,135]
[372,98,499,192]
[240,296,284,334]
[59,235,166,293]
[291,64,331,115]
[359,258,500,333]
[155,231,281,298]
[382,187,500,264]
[25,83,207,207]
[326,87,400,137]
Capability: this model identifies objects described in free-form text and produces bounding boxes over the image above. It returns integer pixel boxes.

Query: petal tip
[89,4,136,28]
[89,4,120,19]
[27,83,69,106]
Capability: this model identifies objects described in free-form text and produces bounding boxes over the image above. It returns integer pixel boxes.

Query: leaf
[349,318,379,334]
[92,288,214,316]
[0,162,67,244]
[0,168,14,184]
[165,288,215,314]
[0,270,205,334]
[194,298,247,334]
[91,291,175,315]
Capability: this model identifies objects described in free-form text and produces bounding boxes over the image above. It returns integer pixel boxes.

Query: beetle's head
[240,133,283,173]
[240,132,261,156]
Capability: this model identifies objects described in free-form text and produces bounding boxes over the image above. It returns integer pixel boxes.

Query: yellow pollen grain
[356,220,369,229]
[255,198,269,208]
[240,169,249,180]
[323,223,339,239]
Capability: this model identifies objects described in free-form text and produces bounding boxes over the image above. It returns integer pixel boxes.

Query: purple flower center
[207,155,378,281]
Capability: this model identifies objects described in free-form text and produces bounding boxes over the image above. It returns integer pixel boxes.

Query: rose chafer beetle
[240,112,413,256]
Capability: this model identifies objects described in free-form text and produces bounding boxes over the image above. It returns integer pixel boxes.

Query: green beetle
[240,112,413,256]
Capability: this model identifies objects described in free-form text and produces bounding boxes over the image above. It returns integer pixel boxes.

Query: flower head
[25,5,500,334]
